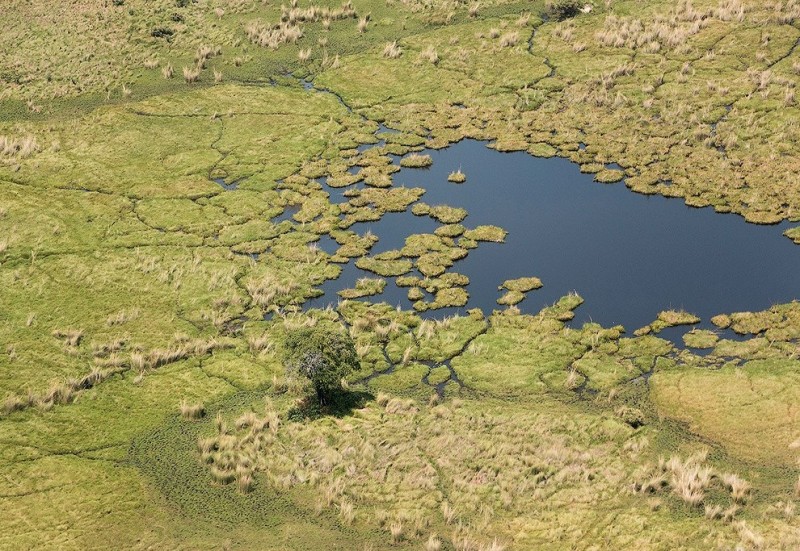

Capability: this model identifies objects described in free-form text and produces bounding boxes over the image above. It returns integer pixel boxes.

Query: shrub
[283,326,359,404]
[548,0,582,21]
[151,27,174,39]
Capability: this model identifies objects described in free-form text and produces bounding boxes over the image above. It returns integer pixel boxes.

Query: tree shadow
[287,389,374,421]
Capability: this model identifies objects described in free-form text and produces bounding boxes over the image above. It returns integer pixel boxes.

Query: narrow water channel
[307,139,800,332]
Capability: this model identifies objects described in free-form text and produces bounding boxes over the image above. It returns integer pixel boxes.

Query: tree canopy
[282,326,359,404]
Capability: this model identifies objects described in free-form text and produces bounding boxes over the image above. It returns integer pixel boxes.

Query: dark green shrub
[151,27,174,39]
[283,326,359,405]
[548,0,582,21]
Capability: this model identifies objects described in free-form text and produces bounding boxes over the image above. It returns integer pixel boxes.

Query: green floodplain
[1,0,800,548]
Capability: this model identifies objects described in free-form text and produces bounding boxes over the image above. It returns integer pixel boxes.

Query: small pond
[307,139,800,332]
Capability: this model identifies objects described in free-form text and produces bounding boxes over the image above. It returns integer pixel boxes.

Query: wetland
[2,1,800,549]
[311,137,800,331]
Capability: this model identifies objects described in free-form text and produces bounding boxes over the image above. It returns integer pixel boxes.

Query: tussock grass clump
[182,66,200,83]
[400,153,433,168]
[2,394,28,414]
[710,314,731,329]
[501,277,543,293]
[129,337,231,381]
[248,333,273,355]
[447,169,466,183]
[2,363,127,416]
[647,309,701,333]
[194,45,221,69]
[339,500,355,524]
[416,287,468,311]
[434,224,466,238]
[0,135,39,162]
[497,290,524,306]
[106,308,140,326]
[348,186,424,214]
[237,473,253,494]
[338,277,387,299]
[594,169,625,184]
[425,534,442,551]
[721,473,751,504]
[355,256,413,277]
[91,338,126,358]
[245,2,356,50]
[245,274,301,310]
[199,401,282,491]
[682,329,718,349]
[427,205,467,224]
[383,41,403,58]
[390,521,403,543]
[52,328,84,347]
[733,521,764,549]
[462,225,506,242]
[418,45,439,65]
[180,400,206,420]
[635,451,752,512]
[499,32,519,48]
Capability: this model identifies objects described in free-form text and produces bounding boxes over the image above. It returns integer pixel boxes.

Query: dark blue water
[213,177,239,191]
[306,140,800,332]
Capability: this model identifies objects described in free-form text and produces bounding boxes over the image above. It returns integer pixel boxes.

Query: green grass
[651,359,800,467]
[3,0,800,548]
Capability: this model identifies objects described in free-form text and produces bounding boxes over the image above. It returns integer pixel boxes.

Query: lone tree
[282,326,359,405]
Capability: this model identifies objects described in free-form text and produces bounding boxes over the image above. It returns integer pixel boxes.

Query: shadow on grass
[287,390,374,421]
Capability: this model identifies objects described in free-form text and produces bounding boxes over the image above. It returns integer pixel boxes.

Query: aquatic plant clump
[338,277,387,299]
[399,153,433,168]
[427,205,468,224]
[497,290,525,306]
[447,169,466,183]
[355,255,414,277]
[462,225,507,242]
[501,277,543,293]
[682,329,719,349]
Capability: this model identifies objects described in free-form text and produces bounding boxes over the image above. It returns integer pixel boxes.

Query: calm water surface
[307,140,800,332]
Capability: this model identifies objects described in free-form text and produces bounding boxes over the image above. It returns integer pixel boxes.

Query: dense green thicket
[283,326,358,404]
